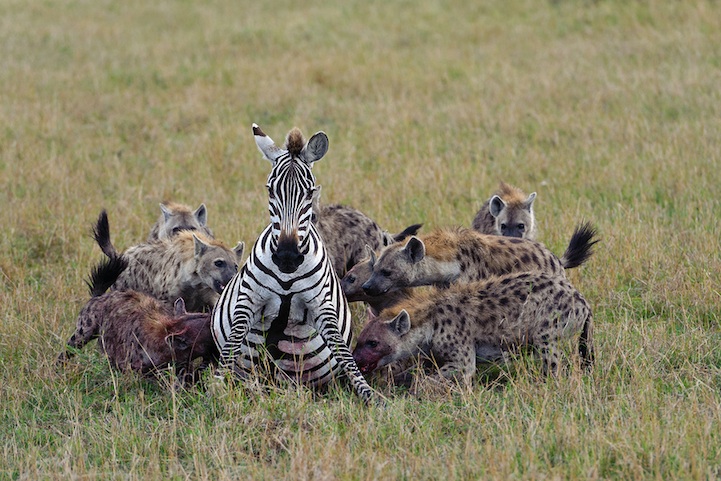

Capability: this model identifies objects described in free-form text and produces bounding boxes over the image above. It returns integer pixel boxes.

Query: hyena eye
[366,340,378,349]
[214,260,227,268]
[346,275,356,284]
[380,269,392,278]
[172,227,183,234]
[500,223,507,230]
[518,224,525,231]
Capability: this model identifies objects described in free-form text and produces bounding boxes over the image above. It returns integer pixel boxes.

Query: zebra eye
[214,260,226,268]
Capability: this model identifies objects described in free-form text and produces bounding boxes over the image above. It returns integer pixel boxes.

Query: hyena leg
[536,340,561,376]
[318,318,380,406]
[431,345,477,386]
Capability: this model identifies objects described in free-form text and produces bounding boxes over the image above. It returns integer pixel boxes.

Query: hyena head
[489,184,537,239]
[341,246,375,302]
[361,237,425,296]
[192,233,244,294]
[353,308,411,374]
[254,123,327,274]
[164,298,219,367]
[153,202,212,241]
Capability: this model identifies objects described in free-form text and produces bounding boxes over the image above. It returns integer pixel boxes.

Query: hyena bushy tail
[560,221,600,269]
[86,256,128,297]
[93,210,120,260]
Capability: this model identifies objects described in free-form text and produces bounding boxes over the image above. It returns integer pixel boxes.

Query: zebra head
[253,123,328,274]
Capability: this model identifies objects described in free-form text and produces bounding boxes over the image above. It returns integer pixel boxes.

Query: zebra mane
[284,128,305,157]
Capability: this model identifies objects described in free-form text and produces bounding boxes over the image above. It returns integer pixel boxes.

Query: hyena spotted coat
[93,210,244,312]
[353,271,594,384]
[362,223,598,297]
[147,201,214,242]
[58,256,218,385]
[311,188,422,276]
[472,182,537,239]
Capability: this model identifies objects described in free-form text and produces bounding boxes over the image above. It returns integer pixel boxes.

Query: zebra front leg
[319,321,382,406]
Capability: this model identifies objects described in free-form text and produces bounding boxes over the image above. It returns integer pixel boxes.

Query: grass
[2,0,721,478]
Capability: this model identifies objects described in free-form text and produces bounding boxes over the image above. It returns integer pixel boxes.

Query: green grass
[2,0,721,478]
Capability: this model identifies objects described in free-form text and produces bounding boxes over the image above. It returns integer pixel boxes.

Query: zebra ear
[489,195,506,218]
[253,123,284,165]
[194,203,208,226]
[301,131,329,164]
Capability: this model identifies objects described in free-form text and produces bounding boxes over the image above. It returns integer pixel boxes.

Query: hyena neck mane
[411,228,490,284]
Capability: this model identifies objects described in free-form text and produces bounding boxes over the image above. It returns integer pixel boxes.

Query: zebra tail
[560,221,600,269]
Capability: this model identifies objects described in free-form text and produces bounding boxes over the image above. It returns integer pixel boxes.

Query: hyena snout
[272,236,304,274]
[361,278,385,297]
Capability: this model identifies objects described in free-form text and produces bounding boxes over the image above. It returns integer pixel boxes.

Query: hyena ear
[390,310,411,336]
[193,234,210,257]
[173,297,188,316]
[253,123,284,165]
[233,241,245,261]
[365,244,376,267]
[301,131,329,165]
[366,306,379,323]
[523,192,537,212]
[489,195,506,218]
[194,203,208,226]
[160,203,172,221]
[404,237,425,264]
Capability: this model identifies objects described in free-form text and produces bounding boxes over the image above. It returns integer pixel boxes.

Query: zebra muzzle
[273,237,304,273]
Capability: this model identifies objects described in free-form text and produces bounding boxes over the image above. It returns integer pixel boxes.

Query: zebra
[211,123,378,405]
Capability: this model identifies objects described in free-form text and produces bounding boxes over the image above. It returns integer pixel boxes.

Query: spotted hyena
[93,210,244,312]
[311,187,422,276]
[353,271,594,385]
[362,222,597,297]
[147,201,214,242]
[57,256,218,385]
[472,182,537,239]
[341,246,414,315]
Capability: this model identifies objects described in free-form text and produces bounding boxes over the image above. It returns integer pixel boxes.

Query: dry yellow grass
[1,0,720,479]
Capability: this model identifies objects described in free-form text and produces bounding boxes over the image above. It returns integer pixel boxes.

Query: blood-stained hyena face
[353,309,411,374]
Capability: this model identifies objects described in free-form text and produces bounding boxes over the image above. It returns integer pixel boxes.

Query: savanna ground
[1,0,720,479]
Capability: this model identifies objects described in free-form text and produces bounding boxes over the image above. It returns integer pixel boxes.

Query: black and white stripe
[212,124,376,404]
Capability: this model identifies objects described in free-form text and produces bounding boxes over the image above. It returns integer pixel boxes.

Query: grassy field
[2,0,720,478]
